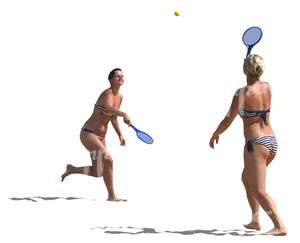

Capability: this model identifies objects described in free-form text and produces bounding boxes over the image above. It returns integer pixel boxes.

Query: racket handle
[246,45,253,57]
[130,124,138,132]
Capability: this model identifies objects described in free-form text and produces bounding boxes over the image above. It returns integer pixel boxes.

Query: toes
[107,198,127,202]
[243,222,261,230]
[61,173,67,182]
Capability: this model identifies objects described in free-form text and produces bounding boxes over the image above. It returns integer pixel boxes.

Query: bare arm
[111,116,122,136]
[209,90,240,148]
[100,92,131,125]
[101,105,126,118]
[111,96,123,136]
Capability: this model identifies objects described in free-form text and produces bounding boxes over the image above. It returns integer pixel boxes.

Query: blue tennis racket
[242,26,263,57]
[130,124,153,144]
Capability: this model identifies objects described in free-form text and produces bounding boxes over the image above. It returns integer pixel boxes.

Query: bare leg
[242,169,261,230]
[61,163,102,182]
[245,145,287,236]
[102,155,126,202]
[64,130,126,201]
[61,164,72,182]
[61,154,125,201]
[242,150,279,230]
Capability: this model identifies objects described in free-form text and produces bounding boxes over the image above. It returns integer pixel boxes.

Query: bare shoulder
[104,88,114,95]
[260,81,271,92]
[261,81,271,87]
[234,87,245,96]
[97,88,114,105]
[100,88,113,99]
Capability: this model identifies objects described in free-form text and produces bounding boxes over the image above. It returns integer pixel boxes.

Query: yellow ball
[174,10,180,16]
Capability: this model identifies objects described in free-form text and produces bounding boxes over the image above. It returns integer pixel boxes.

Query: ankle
[252,212,259,222]
[275,223,285,229]
[108,194,116,199]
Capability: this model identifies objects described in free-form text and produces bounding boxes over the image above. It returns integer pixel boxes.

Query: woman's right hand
[123,113,131,126]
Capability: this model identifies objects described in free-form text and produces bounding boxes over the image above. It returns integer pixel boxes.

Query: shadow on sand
[91,226,258,237]
[9,196,85,202]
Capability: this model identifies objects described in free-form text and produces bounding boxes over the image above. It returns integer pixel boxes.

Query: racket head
[130,124,153,144]
[242,26,263,46]
[136,130,154,144]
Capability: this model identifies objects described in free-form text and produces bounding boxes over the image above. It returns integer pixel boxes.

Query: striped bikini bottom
[81,127,105,141]
[246,136,278,154]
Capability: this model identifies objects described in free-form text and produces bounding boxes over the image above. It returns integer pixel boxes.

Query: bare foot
[262,227,287,236]
[107,197,127,202]
[61,164,72,182]
[243,221,261,231]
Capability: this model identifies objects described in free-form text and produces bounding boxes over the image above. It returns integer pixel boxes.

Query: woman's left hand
[209,133,219,149]
[119,135,126,146]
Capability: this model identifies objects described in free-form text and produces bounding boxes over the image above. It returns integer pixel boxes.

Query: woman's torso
[83,88,122,137]
[238,81,274,140]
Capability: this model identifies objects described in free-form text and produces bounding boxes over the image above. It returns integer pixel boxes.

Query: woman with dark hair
[61,68,130,202]
[209,54,287,236]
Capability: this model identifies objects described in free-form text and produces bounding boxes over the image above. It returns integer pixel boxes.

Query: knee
[253,188,267,200]
[103,155,113,168]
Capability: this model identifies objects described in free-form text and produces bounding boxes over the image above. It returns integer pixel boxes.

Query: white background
[1,0,299,242]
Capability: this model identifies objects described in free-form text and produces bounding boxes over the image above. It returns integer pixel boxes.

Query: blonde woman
[61,68,130,202]
[209,54,287,236]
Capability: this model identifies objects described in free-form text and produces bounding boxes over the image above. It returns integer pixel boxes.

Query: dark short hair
[108,68,122,81]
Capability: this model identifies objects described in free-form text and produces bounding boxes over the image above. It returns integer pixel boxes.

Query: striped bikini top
[94,104,113,117]
[239,108,270,125]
